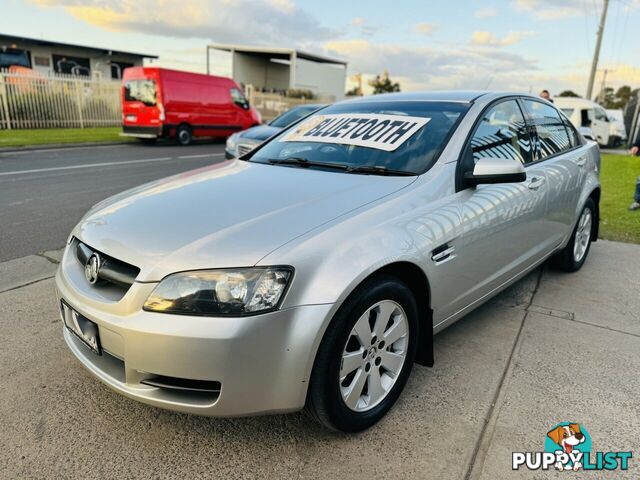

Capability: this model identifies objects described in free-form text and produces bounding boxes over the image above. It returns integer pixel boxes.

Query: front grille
[237,143,255,156]
[73,238,140,289]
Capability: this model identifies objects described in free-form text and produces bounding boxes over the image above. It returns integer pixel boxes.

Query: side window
[470,100,532,165]
[230,88,249,109]
[522,99,571,159]
[594,107,608,122]
[563,118,580,148]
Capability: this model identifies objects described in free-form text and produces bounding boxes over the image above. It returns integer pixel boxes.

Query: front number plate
[60,300,101,355]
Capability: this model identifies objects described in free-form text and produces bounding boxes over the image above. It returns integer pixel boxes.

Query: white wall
[294,58,345,100]
[0,38,143,79]
[233,52,290,91]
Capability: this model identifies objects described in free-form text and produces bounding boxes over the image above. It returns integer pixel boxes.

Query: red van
[121,67,261,145]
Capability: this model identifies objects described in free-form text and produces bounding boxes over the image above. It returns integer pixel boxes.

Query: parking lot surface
[1,240,638,479]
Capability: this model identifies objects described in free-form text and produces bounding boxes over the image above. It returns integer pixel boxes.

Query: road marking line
[0,154,222,176]
[178,153,225,159]
[0,144,130,156]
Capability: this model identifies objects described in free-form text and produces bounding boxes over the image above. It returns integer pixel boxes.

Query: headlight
[225,133,239,154]
[143,267,293,316]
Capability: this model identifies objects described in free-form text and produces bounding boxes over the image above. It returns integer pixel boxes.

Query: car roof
[341,90,490,104]
[292,103,326,109]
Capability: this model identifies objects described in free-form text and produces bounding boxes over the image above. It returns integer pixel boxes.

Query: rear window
[249,101,469,175]
[124,80,157,106]
[269,105,323,128]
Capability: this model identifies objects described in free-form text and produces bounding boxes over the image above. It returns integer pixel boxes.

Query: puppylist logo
[512,422,632,472]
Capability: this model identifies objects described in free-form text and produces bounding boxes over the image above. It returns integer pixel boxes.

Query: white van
[605,109,628,146]
[555,97,615,147]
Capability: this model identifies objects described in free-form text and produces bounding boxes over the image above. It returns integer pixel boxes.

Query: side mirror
[464,157,526,187]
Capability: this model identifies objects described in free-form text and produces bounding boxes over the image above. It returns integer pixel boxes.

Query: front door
[437,99,549,324]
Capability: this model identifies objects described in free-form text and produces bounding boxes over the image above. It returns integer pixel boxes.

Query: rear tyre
[176,125,192,146]
[306,275,418,432]
[550,198,595,272]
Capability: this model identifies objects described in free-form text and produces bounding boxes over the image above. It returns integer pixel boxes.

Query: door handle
[431,244,455,264]
[526,176,545,190]
[575,157,587,167]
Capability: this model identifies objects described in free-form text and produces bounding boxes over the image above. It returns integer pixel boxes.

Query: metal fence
[246,86,333,122]
[0,70,121,130]
[0,70,333,130]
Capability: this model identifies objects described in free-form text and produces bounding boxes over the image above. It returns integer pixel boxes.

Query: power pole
[586,0,610,100]
[598,69,609,103]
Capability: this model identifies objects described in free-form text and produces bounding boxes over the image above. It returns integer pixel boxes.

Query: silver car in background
[225,103,325,158]
[56,91,600,432]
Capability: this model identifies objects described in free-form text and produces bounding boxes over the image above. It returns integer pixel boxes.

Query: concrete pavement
[1,240,638,479]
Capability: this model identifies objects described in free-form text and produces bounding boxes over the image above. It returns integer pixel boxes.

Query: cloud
[513,0,585,20]
[474,8,498,19]
[29,0,338,45]
[350,16,379,36]
[414,23,438,36]
[324,38,541,92]
[470,30,534,47]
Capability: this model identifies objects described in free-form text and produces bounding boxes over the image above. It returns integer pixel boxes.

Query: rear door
[520,99,583,247]
[440,99,550,322]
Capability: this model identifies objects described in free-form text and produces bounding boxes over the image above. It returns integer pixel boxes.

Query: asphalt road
[0,142,227,262]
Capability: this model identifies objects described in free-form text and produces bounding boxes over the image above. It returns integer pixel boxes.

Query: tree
[558,90,580,98]
[598,85,634,109]
[368,70,400,94]
[599,87,616,108]
[345,86,362,97]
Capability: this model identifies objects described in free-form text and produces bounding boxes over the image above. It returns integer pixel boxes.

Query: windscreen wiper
[346,165,416,176]
[268,157,350,171]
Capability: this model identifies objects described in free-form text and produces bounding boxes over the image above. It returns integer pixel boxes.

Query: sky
[2,0,640,96]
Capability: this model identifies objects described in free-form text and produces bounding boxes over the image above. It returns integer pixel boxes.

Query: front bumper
[56,245,332,416]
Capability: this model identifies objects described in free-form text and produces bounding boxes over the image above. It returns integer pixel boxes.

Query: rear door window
[522,99,571,160]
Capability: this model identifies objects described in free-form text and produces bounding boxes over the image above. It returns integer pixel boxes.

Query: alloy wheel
[573,208,592,262]
[339,300,409,412]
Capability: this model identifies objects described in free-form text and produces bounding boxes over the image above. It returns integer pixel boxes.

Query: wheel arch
[588,187,600,242]
[356,261,434,367]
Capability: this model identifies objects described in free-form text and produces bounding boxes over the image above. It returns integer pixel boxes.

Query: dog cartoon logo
[545,422,591,471]
[513,422,631,471]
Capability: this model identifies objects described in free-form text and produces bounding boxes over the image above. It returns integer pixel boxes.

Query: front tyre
[306,275,418,432]
[551,198,595,272]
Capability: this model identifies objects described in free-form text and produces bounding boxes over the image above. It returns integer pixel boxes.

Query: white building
[0,33,157,79]
[207,44,347,101]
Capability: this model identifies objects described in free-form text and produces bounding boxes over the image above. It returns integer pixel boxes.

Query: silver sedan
[56,91,600,432]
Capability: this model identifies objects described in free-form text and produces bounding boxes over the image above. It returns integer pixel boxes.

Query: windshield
[269,105,323,128]
[250,101,469,175]
[124,80,157,106]
[560,108,575,117]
